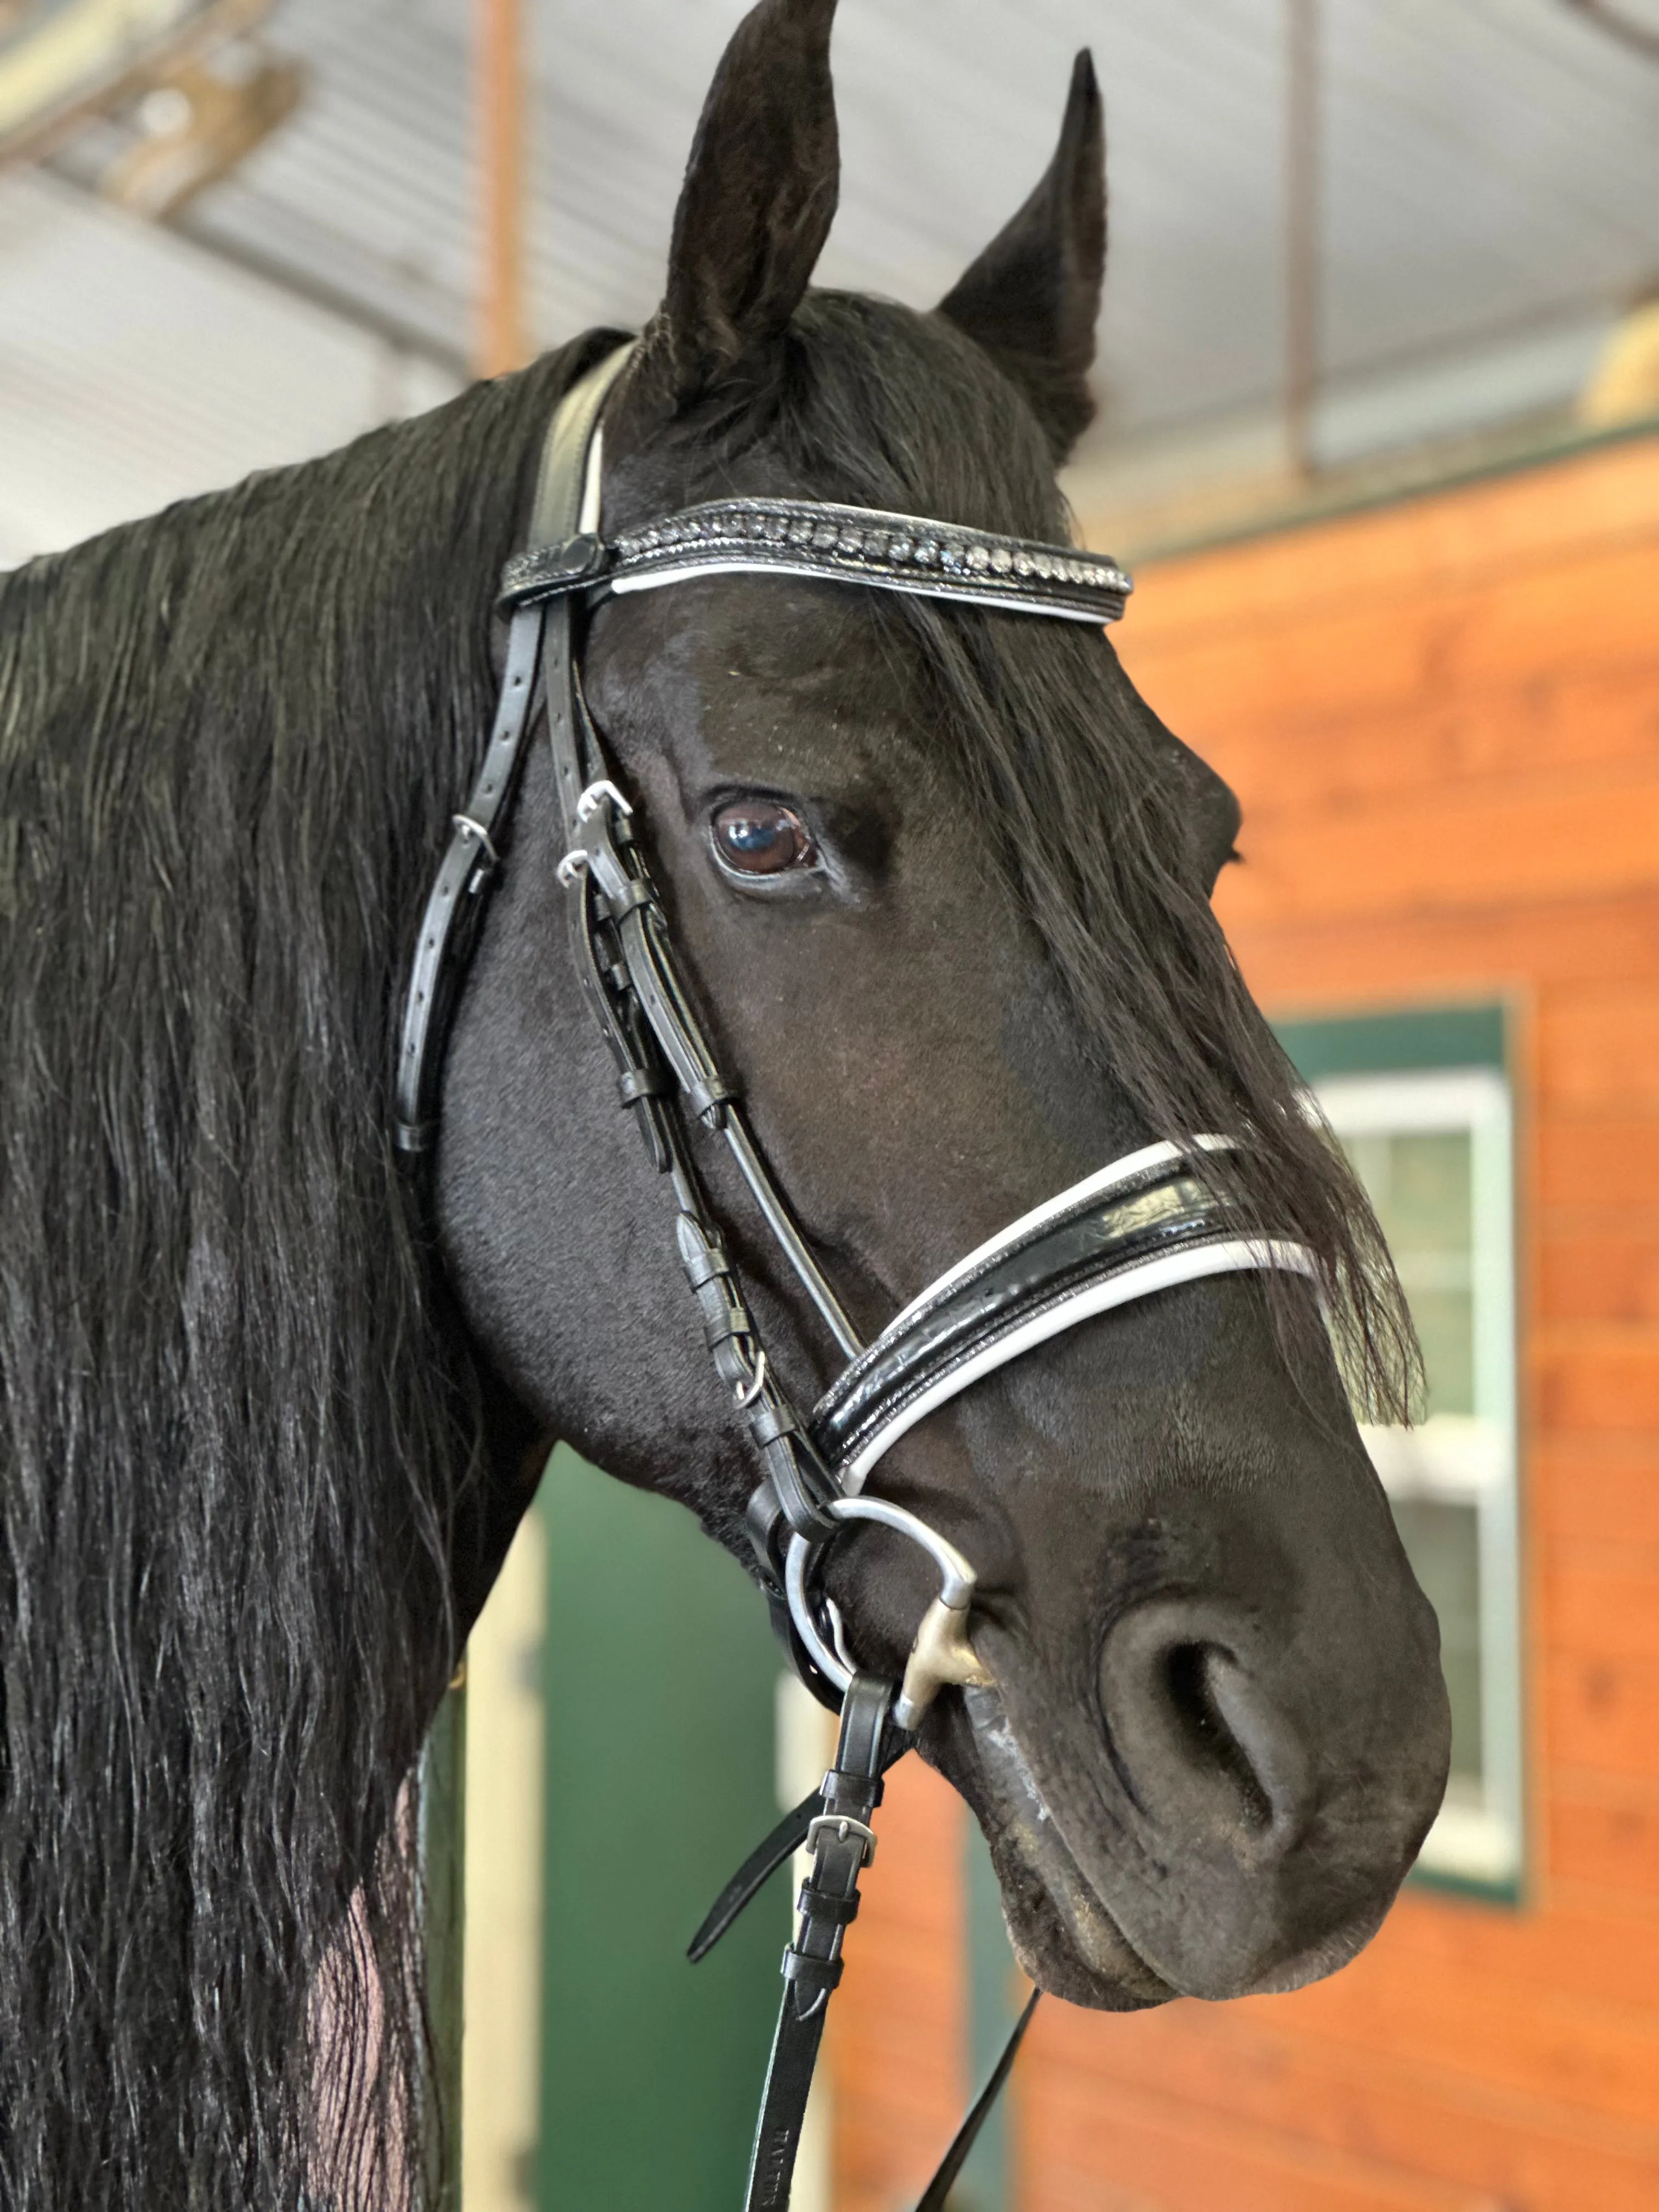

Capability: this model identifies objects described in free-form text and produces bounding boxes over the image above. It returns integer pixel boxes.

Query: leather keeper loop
[761,1441,842,1548]
[747,1400,797,1451]
[702,1302,753,1350]
[745,1481,789,1588]
[675,1215,729,1289]
[821,1771,884,1818]
[705,1301,750,1353]
[688,1088,733,1129]
[782,1949,843,1996]
[618,1065,670,1103]
[797,1885,859,1926]
[598,878,654,921]
[693,1267,735,1309]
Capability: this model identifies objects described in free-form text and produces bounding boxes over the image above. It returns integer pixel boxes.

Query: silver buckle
[804,1813,877,1867]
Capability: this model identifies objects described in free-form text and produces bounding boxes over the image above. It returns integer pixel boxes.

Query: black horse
[0,2,1448,2205]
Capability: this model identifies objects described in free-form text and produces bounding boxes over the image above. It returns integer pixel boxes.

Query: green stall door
[537,1448,786,2211]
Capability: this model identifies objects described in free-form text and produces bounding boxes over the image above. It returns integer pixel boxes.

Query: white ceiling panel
[5,0,1658,559]
[0,166,457,562]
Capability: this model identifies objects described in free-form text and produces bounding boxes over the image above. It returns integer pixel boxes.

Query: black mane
[0,332,611,2211]
[0,297,1408,2210]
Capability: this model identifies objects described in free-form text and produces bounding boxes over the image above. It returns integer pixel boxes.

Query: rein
[396,345,1316,2207]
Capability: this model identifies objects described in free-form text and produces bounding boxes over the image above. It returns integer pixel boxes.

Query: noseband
[396,344,1316,2207]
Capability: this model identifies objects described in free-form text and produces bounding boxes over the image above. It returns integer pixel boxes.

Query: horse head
[0,5,1452,2203]
[437,0,1450,2013]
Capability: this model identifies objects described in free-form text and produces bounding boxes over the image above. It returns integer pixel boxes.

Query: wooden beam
[1284,0,1321,482]
[476,0,526,377]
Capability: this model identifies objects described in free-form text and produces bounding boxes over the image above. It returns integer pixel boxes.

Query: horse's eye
[710,799,814,877]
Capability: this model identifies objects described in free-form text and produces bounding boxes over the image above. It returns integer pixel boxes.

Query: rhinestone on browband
[500,496,1132,627]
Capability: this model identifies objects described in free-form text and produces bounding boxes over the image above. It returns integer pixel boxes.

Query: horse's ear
[632,0,839,415]
[937,50,1105,464]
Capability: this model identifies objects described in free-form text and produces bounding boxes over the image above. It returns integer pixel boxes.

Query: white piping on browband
[879,1136,1234,1340]
[840,1237,1317,1494]
[608,559,1114,624]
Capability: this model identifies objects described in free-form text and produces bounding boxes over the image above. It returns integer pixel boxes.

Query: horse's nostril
[1100,1602,1313,1850]
[1163,1643,1273,1830]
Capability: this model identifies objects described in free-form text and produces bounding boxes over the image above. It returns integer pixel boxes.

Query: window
[1278,1010,1522,1897]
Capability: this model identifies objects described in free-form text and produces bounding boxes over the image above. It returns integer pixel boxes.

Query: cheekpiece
[499,496,1132,627]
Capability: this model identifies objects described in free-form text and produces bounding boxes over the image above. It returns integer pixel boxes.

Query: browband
[500,494,1132,627]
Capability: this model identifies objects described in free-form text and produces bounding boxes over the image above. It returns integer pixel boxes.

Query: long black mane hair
[0,297,1408,2207]
[0,330,617,2212]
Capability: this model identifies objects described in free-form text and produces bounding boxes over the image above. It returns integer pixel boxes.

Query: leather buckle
[804,1813,877,1867]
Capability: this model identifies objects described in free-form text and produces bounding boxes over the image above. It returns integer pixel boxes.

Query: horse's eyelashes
[709,798,815,879]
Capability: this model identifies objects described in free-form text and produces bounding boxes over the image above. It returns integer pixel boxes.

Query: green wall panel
[1275,1002,1506,1082]
[536,1448,785,2212]
[956,1821,1019,2211]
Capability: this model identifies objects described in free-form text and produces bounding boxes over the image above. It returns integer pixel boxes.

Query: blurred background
[8,0,1659,565]
[7,3,1658,2207]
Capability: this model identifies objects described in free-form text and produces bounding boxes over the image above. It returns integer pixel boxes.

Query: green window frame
[1276,1007,1523,1900]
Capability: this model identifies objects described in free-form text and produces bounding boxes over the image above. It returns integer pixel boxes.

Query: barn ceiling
[5,0,1659,561]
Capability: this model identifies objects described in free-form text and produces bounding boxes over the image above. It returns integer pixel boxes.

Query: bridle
[395,343,1316,2208]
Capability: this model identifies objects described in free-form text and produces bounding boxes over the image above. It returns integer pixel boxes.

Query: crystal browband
[499,495,1132,626]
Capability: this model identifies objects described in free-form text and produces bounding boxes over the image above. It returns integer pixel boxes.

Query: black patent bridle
[396,345,1315,2208]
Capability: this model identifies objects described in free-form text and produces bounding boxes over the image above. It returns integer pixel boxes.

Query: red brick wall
[831,1756,966,2210]
[833,434,1659,2210]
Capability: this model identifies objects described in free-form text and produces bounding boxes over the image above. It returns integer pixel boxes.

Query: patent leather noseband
[396,343,1317,2209]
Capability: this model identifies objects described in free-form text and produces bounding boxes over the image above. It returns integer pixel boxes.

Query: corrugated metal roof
[44,0,1659,418]
[0,164,456,563]
[5,0,1659,557]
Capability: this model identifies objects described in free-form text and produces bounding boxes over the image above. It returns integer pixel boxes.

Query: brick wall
[833,432,1659,2211]
[831,1754,966,2210]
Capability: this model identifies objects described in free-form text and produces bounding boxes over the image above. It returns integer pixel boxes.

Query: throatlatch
[395,343,1319,2207]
